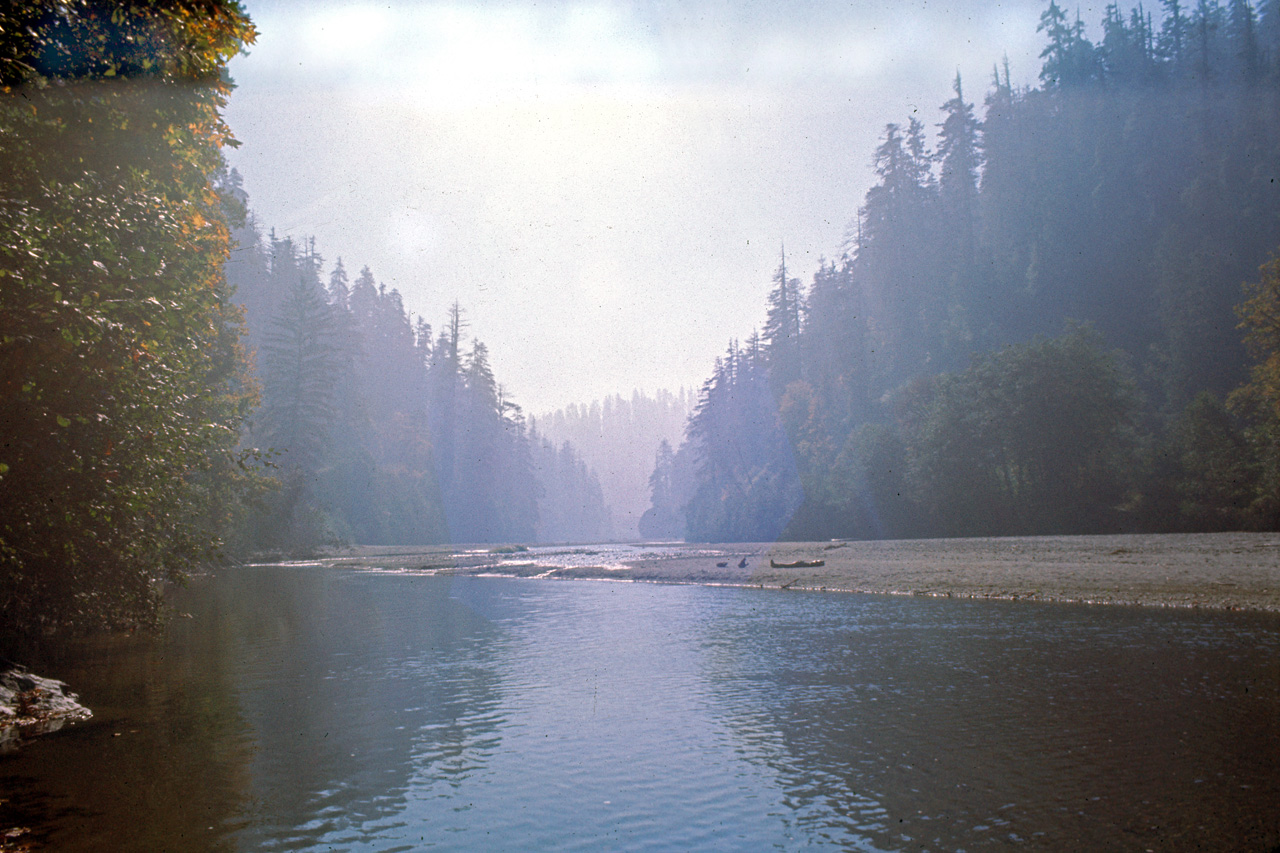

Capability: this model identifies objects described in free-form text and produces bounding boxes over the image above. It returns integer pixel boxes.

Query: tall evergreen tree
[258,278,340,472]
[1189,0,1227,82]
[328,257,351,309]
[937,74,981,218]
[683,339,802,541]
[857,118,941,380]
[763,247,804,391]
[935,72,983,361]
[1039,1,1099,85]
[1259,0,1280,74]
[1160,0,1191,66]
[800,259,874,431]
[1227,0,1263,79]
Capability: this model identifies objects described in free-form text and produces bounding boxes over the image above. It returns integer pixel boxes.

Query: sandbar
[305,531,1280,612]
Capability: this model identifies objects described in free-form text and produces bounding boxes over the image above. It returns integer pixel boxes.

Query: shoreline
[5,532,1275,747]
[0,666,93,753]
[291,531,1280,613]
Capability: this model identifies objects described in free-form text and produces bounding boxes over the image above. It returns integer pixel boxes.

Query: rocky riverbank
[0,665,93,753]
[303,531,1280,612]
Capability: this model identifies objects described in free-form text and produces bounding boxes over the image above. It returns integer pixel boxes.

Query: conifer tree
[1259,0,1280,75]
[328,257,351,309]
[1160,0,1191,66]
[935,72,982,348]
[937,74,981,215]
[1227,0,1262,79]
[258,278,340,473]
[1190,0,1226,82]
[763,247,804,391]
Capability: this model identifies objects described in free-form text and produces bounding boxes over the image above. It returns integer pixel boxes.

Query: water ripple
[6,568,1280,851]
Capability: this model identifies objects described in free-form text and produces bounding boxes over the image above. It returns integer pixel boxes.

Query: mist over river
[4,562,1280,851]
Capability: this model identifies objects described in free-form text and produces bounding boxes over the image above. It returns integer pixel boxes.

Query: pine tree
[937,74,981,212]
[1189,0,1227,83]
[1039,1,1099,85]
[258,278,340,473]
[801,259,873,430]
[328,257,351,309]
[1039,1,1078,84]
[1160,0,1190,67]
[683,338,802,541]
[763,246,804,391]
[1259,0,1280,75]
[1101,2,1158,81]
[936,73,982,311]
[1227,0,1262,80]
[858,116,947,379]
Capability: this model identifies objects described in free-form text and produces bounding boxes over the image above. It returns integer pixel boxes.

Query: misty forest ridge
[227,0,1280,555]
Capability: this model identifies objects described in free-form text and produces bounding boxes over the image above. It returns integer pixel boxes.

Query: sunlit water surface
[4,566,1280,851]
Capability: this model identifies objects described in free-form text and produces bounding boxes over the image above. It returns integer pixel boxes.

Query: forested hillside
[648,0,1280,542]
[534,390,693,539]
[225,203,611,550]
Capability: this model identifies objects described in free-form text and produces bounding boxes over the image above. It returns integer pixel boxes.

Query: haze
[225,0,1044,414]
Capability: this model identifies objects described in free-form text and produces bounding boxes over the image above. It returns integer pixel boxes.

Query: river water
[3,565,1279,851]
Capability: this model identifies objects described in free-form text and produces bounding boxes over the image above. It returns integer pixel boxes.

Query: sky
[224,0,1053,414]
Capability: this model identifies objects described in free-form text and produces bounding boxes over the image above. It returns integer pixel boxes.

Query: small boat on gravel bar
[769,559,825,569]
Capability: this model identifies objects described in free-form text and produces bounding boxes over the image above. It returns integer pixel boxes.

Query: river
[3,564,1279,850]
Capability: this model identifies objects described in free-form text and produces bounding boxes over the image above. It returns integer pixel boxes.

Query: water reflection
[701,593,1280,851]
[217,570,506,851]
[390,576,801,850]
[0,580,255,852]
[3,570,1279,851]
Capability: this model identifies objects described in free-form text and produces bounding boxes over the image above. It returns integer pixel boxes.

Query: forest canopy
[222,223,617,552]
[645,0,1280,541]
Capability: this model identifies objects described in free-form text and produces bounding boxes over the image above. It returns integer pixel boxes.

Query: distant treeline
[533,390,693,539]
[224,201,614,551]
[645,0,1280,542]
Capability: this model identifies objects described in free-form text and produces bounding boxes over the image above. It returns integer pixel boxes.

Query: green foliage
[1229,254,1280,527]
[646,1,1280,542]
[259,278,340,472]
[907,328,1140,535]
[682,337,802,542]
[837,423,916,539]
[0,1,256,649]
[1233,256,1280,422]
[227,235,554,547]
[1150,393,1257,530]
